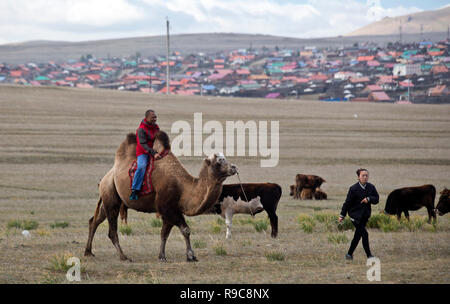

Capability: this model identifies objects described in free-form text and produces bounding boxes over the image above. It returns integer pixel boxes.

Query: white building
[393,64,422,76]
[334,71,359,80]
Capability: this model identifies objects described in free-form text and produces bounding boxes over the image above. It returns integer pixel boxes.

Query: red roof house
[431,65,449,74]
[428,85,449,96]
[369,91,390,101]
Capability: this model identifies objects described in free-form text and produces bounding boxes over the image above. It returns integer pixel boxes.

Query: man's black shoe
[129,190,139,200]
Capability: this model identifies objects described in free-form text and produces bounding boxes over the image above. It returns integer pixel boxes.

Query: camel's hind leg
[84,198,107,257]
[158,220,174,262]
[104,201,131,261]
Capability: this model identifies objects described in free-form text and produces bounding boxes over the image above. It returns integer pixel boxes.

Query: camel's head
[153,131,171,153]
[205,152,237,181]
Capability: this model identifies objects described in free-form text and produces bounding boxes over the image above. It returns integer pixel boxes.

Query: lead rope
[236,170,254,217]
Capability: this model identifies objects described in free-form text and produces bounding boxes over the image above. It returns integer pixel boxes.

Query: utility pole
[407,82,410,102]
[447,25,449,41]
[399,20,402,44]
[166,17,170,95]
[149,71,152,94]
[420,24,423,41]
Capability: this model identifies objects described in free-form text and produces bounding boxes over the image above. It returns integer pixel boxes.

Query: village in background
[1,36,449,104]
[2,3,450,104]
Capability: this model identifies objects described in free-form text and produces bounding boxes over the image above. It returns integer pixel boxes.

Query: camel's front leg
[179,219,197,262]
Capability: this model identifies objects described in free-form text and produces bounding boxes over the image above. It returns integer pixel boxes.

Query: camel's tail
[119,203,128,225]
[93,197,103,223]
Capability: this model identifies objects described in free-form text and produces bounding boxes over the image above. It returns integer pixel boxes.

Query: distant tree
[275,45,279,52]
[80,55,86,62]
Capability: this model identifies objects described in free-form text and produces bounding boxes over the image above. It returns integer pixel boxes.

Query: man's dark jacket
[340,182,379,224]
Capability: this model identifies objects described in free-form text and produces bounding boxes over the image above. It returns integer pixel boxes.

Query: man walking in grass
[339,168,379,260]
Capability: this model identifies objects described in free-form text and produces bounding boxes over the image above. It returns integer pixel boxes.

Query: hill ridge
[347,6,450,36]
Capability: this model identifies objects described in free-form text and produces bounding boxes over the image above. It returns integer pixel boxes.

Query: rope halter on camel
[235,170,254,217]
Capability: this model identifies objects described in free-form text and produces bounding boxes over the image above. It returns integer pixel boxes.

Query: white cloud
[144,0,321,36]
[0,0,426,44]
[65,0,144,26]
[300,0,422,37]
[0,0,143,27]
[142,0,423,38]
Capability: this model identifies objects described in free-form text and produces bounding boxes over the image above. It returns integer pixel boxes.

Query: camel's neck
[156,153,226,216]
[183,162,225,216]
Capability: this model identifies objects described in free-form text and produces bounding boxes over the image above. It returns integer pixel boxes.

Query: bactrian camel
[84,131,237,262]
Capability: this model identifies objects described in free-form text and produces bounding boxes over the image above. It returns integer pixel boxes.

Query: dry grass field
[0,85,449,284]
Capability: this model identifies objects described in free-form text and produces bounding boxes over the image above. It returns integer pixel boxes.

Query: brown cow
[289,185,297,198]
[300,188,313,200]
[295,174,326,199]
[290,184,327,200]
[314,188,327,200]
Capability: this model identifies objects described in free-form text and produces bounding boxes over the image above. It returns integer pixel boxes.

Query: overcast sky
[0,0,448,45]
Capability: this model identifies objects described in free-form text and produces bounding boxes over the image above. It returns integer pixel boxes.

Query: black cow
[215,183,282,238]
[119,183,282,237]
[384,184,436,223]
[436,188,450,216]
